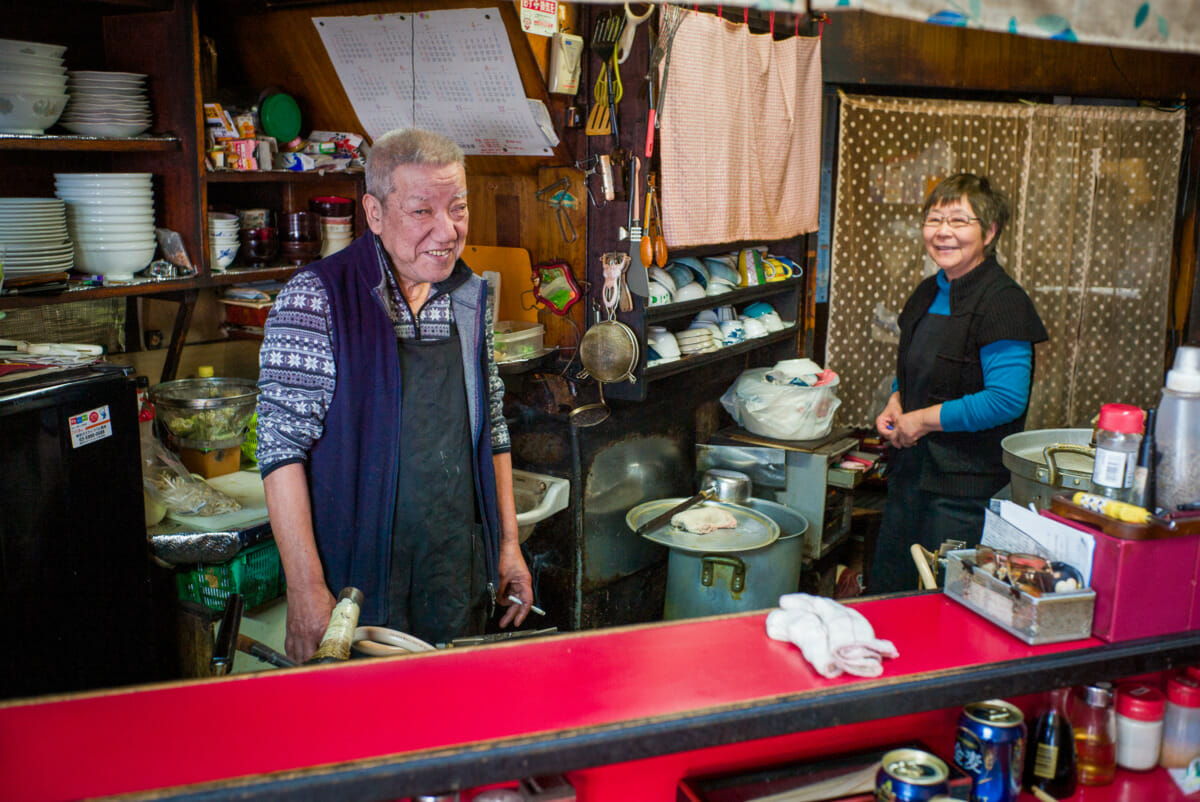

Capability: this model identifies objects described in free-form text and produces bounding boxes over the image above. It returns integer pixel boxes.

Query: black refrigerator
[0,363,159,699]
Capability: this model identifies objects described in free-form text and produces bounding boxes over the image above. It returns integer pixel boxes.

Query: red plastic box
[1045,511,1200,642]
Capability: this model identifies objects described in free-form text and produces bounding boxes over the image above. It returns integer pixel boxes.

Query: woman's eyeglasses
[922,215,980,229]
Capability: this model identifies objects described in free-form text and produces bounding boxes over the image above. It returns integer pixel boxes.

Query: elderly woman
[868,174,1047,594]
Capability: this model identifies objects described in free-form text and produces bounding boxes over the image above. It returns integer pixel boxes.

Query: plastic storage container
[1155,345,1200,512]
[1160,674,1200,768]
[1091,403,1143,501]
[493,321,544,364]
[1115,682,1166,770]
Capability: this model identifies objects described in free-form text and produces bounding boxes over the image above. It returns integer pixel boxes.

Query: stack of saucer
[0,197,73,280]
[675,327,720,357]
[60,71,151,137]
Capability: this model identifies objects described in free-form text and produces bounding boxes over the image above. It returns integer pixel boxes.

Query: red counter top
[2,592,1196,801]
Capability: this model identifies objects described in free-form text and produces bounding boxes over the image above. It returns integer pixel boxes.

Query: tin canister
[954,699,1027,802]
[875,748,951,801]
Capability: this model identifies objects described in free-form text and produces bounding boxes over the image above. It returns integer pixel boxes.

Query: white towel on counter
[765,593,899,678]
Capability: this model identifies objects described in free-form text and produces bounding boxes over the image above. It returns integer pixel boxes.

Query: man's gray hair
[365,128,466,203]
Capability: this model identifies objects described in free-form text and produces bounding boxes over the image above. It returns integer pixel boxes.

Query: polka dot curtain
[826,93,1185,429]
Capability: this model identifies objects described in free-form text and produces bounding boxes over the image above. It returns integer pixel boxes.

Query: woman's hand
[890,404,944,448]
[876,392,903,445]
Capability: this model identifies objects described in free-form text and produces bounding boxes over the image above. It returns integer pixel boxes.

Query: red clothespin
[717,4,722,17]
[769,11,775,35]
[815,12,830,39]
[743,7,749,24]
[795,13,801,36]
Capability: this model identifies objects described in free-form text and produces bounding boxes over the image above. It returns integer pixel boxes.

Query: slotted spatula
[587,13,624,143]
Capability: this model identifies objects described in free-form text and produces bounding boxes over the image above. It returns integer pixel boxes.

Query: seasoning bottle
[1024,687,1077,798]
[1073,682,1117,786]
[306,587,364,664]
[1115,682,1166,770]
[1155,345,1200,512]
[1160,674,1200,768]
[1090,404,1144,501]
[1129,407,1157,510]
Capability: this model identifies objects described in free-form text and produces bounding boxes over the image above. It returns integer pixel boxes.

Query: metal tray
[626,498,779,554]
[943,549,1095,645]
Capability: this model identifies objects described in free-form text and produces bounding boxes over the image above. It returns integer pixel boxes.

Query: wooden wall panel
[821,10,1200,99]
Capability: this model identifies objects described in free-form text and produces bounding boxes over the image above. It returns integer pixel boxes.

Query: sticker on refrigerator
[68,405,113,448]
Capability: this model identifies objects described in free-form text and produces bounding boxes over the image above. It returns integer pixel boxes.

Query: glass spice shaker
[1115,682,1165,771]
[1073,682,1117,786]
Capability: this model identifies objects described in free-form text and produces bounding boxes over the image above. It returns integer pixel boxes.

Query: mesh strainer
[570,318,639,427]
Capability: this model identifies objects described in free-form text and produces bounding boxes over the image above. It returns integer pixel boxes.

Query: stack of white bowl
[55,172,157,280]
[60,71,151,137]
[208,213,239,271]
[0,197,73,280]
[319,216,353,257]
[0,38,68,134]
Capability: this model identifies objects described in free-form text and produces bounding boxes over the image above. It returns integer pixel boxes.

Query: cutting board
[167,470,270,532]
[461,245,539,324]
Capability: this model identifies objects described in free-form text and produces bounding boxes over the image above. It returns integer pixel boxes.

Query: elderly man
[256,128,533,661]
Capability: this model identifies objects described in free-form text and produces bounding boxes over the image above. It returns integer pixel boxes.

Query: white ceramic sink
[512,469,570,542]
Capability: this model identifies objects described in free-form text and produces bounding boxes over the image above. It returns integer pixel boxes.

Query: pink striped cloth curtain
[657,5,822,248]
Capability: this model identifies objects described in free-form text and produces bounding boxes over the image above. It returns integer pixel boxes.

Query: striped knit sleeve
[255,271,338,475]
[484,294,510,454]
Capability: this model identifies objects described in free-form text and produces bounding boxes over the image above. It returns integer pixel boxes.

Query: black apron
[386,326,488,645]
[870,311,989,594]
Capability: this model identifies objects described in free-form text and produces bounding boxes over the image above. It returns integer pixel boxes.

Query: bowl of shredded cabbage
[150,377,259,449]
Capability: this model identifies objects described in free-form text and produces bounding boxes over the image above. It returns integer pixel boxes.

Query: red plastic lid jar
[1117,683,1167,720]
[1166,675,1200,708]
[1187,665,1200,683]
[1098,403,1145,433]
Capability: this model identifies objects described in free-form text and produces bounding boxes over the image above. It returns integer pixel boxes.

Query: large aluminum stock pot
[1001,428,1095,509]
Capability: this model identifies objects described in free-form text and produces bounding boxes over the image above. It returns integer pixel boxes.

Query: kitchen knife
[634,488,716,536]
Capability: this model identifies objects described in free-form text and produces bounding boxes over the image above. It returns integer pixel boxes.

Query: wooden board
[461,244,538,324]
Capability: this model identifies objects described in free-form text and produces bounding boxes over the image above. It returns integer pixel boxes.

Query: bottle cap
[1116,682,1166,720]
[1166,345,1200,393]
[1167,675,1200,708]
[197,365,215,378]
[1097,403,1144,434]
[1081,682,1114,707]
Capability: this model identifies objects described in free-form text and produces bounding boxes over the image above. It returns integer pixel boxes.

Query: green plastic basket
[176,540,284,611]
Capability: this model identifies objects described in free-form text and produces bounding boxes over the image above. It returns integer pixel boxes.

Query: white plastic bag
[721,368,841,441]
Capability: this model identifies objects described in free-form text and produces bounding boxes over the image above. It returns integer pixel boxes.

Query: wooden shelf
[206,168,364,183]
[644,276,804,325]
[0,133,182,151]
[643,325,800,383]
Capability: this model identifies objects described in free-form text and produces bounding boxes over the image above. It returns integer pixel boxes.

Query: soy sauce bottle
[1024,687,1078,797]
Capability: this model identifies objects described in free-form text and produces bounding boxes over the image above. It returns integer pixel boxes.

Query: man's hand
[284,583,336,663]
[496,539,533,629]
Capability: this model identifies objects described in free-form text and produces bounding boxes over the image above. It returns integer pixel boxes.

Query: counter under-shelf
[2,592,1197,801]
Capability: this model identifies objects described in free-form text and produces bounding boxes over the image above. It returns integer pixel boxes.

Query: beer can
[875,748,951,801]
[953,699,1027,802]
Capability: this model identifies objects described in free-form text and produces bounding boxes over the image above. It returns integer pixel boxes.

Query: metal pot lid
[1001,428,1094,480]
[627,498,779,553]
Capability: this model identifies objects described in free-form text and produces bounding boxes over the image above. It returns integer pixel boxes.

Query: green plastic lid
[259,92,302,144]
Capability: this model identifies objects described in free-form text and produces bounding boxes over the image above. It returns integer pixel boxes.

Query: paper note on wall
[313,8,554,156]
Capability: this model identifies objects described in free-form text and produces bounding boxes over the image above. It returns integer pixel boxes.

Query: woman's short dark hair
[923,173,1010,255]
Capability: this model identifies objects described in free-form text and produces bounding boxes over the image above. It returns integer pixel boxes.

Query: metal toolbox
[943,549,1095,645]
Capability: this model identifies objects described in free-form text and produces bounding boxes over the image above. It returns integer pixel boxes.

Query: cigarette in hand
[507,594,546,616]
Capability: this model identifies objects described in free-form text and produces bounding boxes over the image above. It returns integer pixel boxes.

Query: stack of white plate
[60,71,151,137]
[55,173,157,280]
[0,197,73,279]
[0,39,69,134]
